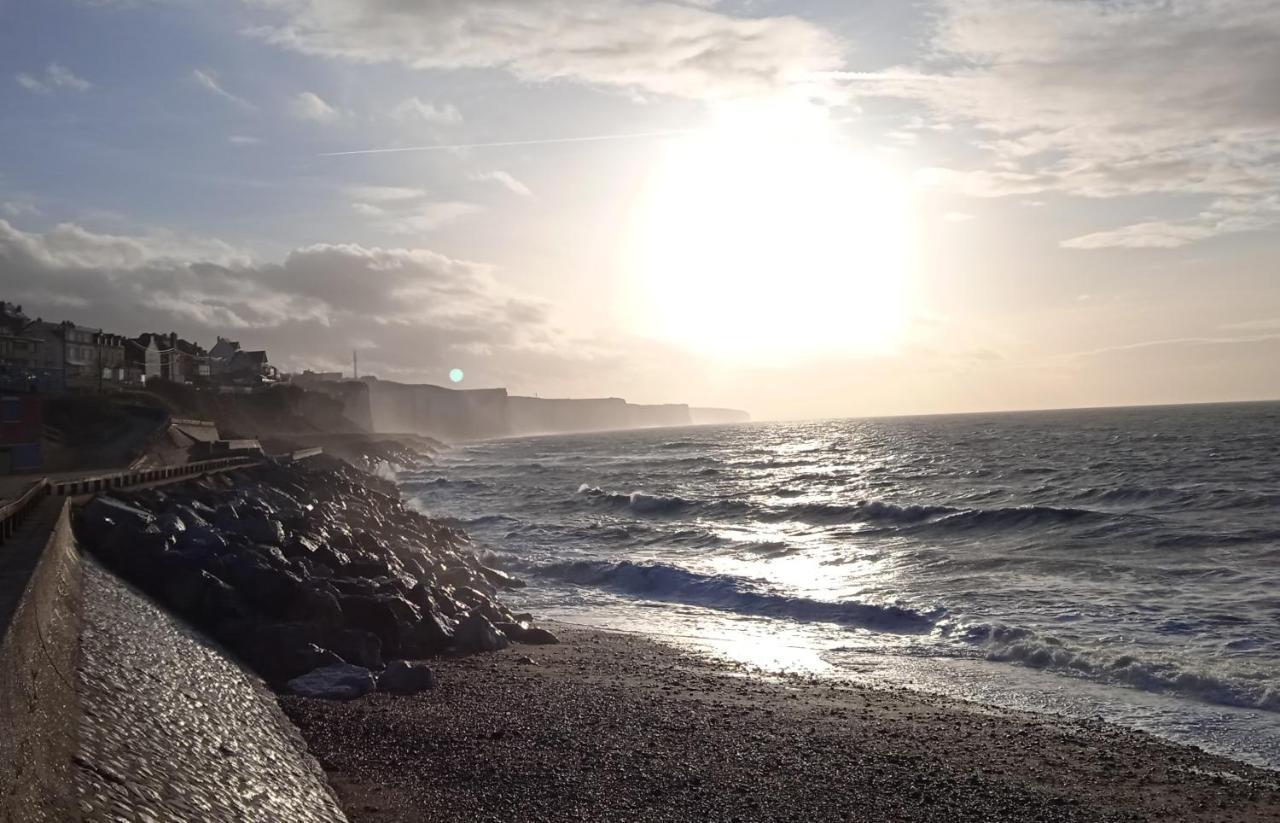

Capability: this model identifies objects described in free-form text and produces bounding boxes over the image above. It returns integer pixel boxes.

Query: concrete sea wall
[0,498,80,823]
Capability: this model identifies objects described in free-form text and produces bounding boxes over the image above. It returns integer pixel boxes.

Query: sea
[396,402,1280,769]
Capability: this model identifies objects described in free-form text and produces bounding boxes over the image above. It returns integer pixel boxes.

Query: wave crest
[536,559,939,633]
[948,622,1280,713]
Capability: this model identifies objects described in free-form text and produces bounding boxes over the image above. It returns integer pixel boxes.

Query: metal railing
[0,447,326,547]
[48,455,260,497]
[0,455,257,546]
[0,478,51,544]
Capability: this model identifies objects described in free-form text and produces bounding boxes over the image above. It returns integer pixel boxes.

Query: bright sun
[630,98,913,363]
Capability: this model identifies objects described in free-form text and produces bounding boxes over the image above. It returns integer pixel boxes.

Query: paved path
[75,557,347,822]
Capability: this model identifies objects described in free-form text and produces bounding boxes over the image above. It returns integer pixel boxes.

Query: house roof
[234,350,269,366]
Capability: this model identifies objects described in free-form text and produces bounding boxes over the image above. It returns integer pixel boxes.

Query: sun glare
[631,99,913,362]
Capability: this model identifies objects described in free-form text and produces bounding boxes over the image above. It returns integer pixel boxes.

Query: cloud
[192,68,255,109]
[346,184,481,233]
[16,63,91,93]
[0,217,556,380]
[390,96,462,124]
[289,90,340,121]
[345,185,427,203]
[228,135,262,146]
[348,202,482,234]
[843,0,1280,246]
[246,0,843,100]
[1,201,42,218]
[1061,194,1280,249]
[1070,333,1280,359]
[471,170,533,198]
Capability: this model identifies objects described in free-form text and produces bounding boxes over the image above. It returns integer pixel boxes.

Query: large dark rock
[498,622,561,645]
[238,622,332,682]
[325,628,383,670]
[282,534,319,559]
[339,594,420,657]
[480,564,527,590]
[401,611,455,657]
[211,553,303,618]
[288,663,375,700]
[240,511,285,546]
[377,660,436,694]
[289,585,344,629]
[174,525,228,557]
[455,613,509,653]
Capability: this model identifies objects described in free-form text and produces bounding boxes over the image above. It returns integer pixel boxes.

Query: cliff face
[365,381,510,441]
[690,407,752,425]
[352,379,746,441]
[626,403,693,429]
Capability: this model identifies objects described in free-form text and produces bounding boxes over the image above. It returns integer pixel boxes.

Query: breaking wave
[947,622,1280,713]
[534,559,940,633]
[576,485,1105,533]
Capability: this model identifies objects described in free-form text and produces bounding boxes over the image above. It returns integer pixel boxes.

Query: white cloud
[247,0,843,100]
[844,0,1280,247]
[942,211,975,223]
[16,63,91,94]
[192,68,255,109]
[346,185,427,202]
[384,202,482,234]
[346,185,481,232]
[471,170,533,198]
[289,90,340,121]
[1,201,42,218]
[1061,222,1216,250]
[228,135,262,146]
[390,97,462,124]
[1061,194,1280,249]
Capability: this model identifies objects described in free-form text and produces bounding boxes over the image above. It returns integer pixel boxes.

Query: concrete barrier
[0,448,326,820]
[0,497,80,823]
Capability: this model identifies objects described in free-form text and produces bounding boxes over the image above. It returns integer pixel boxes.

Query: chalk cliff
[313,378,747,441]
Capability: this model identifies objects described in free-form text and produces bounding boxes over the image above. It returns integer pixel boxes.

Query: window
[1,396,20,423]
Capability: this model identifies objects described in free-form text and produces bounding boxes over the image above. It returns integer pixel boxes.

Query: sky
[1,0,1278,420]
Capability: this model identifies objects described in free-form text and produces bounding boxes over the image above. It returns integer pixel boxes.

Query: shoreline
[283,623,1280,823]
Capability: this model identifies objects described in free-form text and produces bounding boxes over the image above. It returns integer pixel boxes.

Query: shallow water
[401,402,1280,768]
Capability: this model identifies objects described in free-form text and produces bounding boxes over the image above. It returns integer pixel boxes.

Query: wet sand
[282,625,1280,823]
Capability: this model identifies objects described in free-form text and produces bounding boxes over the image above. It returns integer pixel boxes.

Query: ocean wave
[577,484,692,514]
[948,622,1280,713]
[765,500,957,526]
[930,504,1102,531]
[402,476,494,491]
[537,559,940,632]
[576,484,750,518]
[574,483,1108,534]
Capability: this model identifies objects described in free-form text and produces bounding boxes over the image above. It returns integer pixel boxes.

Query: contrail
[318,129,697,157]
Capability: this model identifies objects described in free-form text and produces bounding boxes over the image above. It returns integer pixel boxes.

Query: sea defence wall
[0,451,343,821]
[0,497,80,822]
[357,379,731,441]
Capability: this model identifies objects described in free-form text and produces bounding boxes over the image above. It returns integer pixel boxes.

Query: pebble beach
[283,625,1280,823]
